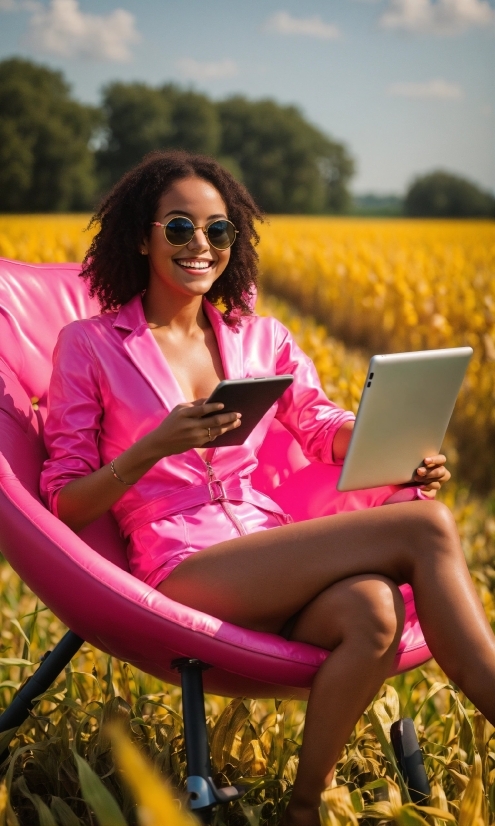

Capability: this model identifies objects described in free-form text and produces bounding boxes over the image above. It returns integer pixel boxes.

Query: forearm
[332,420,354,462]
[56,429,162,533]
[55,400,240,532]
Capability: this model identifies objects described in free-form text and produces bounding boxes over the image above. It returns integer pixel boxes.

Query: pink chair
[0,258,432,815]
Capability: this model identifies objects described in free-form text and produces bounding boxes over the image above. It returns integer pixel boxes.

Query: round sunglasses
[151,216,238,250]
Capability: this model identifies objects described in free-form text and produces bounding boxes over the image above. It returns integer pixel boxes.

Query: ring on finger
[207,427,213,441]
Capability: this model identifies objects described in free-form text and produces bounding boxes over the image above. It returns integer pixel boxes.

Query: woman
[41,150,495,826]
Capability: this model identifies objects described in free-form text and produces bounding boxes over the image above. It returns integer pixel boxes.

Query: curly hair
[81,150,264,320]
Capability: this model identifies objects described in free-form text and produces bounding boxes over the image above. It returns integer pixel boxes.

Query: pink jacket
[40,295,418,588]
[41,296,360,580]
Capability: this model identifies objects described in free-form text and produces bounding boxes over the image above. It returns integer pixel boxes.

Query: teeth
[177,260,210,269]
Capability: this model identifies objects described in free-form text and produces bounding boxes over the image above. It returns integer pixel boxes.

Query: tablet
[205,376,293,447]
[337,347,473,492]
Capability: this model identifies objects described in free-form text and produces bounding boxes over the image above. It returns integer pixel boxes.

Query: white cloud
[380,0,495,35]
[263,11,341,39]
[176,58,238,82]
[22,0,141,62]
[388,78,464,98]
[0,0,38,10]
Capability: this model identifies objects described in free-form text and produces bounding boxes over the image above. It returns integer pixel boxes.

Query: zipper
[205,460,247,537]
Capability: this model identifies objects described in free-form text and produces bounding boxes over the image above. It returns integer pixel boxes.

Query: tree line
[0,58,354,214]
[0,58,493,217]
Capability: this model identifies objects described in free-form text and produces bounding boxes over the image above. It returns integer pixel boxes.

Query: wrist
[110,458,134,486]
[139,428,168,463]
[111,431,166,487]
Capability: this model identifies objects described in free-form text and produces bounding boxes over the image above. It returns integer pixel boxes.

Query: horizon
[0,0,493,196]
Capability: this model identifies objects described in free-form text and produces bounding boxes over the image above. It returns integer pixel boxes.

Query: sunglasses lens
[207,220,236,250]
[164,217,194,245]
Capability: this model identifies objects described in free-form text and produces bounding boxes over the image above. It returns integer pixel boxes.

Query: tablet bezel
[337,347,473,492]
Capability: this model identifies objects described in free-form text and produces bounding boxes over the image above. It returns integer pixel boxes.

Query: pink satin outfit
[40,294,423,590]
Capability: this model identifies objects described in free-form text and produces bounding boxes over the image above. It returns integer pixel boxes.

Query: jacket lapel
[113,295,183,410]
[113,295,244,410]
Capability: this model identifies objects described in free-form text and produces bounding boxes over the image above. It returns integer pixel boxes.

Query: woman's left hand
[414,455,451,498]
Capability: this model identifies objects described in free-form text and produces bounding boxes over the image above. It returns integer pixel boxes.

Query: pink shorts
[126,498,291,590]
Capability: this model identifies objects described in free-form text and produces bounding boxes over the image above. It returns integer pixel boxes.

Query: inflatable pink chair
[0,258,431,815]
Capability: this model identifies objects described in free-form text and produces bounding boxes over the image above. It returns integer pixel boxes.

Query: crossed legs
[159,499,495,825]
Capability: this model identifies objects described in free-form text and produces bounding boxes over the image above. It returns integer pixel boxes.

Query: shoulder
[54,312,119,369]
[240,311,293,348]
[237,311,288,336]
[57,310,118,346]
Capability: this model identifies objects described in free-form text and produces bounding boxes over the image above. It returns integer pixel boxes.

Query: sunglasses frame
[151,216,238,250]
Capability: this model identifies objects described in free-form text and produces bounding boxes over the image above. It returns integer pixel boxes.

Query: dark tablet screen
[205,376,293,446]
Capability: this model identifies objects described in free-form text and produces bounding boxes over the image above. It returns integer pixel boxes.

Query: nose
[187,227,210,252]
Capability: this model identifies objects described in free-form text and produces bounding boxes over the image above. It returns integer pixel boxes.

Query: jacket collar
[112,294,243,409]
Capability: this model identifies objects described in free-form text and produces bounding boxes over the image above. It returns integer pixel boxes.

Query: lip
[174,258,215,272]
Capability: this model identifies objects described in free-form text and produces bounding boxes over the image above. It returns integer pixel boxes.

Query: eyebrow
[162,210,227,220]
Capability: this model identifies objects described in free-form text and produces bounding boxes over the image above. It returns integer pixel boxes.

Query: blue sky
[0,0,493,195]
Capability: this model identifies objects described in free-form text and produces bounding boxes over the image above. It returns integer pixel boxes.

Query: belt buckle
[208,480,226,501]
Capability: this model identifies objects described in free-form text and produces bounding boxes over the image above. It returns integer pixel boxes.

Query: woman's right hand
[57,401,240,532]
[151,400,241,457]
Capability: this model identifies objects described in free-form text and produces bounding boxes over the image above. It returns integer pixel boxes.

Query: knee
[412,499,459,554]
[338,576,405,658]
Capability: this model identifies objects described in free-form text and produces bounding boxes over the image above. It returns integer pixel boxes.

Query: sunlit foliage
[258,217,495,491]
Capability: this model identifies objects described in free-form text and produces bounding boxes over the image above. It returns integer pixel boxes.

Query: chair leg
[390,717,430,804]
[172,658,246,816]
[0,630,84,762]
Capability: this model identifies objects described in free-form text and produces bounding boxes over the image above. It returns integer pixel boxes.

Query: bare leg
[280,575,405,826]
[159,500,495,820]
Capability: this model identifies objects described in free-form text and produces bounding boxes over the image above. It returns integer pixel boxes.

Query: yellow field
[0,214,93,264]
[1,215,495,824]
[258,217,495,492]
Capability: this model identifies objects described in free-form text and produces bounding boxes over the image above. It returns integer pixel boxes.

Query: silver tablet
[337,347,473,492]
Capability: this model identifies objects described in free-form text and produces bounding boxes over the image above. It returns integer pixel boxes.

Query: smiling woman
[39,149,495,826]
[140,178,236,435]
[142,179,233,315]
[81,150,261,319]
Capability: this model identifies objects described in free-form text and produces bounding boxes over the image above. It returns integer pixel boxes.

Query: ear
[140,239,149,255]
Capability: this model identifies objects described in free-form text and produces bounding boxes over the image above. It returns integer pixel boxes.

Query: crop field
[0,216,495,825]
[259,218,495,492]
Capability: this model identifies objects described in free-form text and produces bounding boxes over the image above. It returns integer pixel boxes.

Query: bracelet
[110,458,134,486]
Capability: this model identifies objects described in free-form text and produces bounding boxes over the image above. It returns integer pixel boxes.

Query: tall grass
[258,218,495,492]
[2,541,495,825]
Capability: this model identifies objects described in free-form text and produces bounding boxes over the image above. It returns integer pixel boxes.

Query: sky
[0,0,493,195]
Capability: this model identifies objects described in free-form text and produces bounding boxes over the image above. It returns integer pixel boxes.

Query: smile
[175,259,213,271]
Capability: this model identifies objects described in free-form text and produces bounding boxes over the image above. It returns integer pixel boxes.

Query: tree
[404,171,495,218]
[96,82,173,190]
[163,85,220,157]
[0,60,355,214]
[98,86,354,212]
[97,83,221,190]
[217,96,354,213]
[0,58,100,212]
